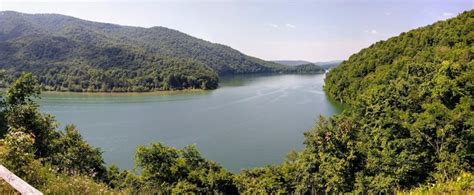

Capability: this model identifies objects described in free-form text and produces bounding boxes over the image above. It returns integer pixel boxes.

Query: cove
[39,74,342,172]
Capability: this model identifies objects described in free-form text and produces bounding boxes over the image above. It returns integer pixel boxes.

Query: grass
[0,179,18,194]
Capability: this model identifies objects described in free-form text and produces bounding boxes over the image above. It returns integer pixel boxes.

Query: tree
[0,70,6,137]
[319,10,474,193]
[135,143,237,193]
[5,73,59,158]
[5,72,40,106]
[1,128,46,187]
[1,72,107,184]
[48,125,107,180]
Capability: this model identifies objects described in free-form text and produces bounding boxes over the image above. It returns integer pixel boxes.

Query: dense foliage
[273,60,343,70]
[101,143,239,194]
[0,73,238,193]
[0,9,472,195]
[233,10,474,194]
[325,10,473,104]
[324,9,474,185]
[273,60,312,66]
[289,10,471,193]
[126,143,236,193]
[399,172,474,194]
[285,63,325,74]
[316,60,343,70]
[0,73,108,187]
[0,11,317,92]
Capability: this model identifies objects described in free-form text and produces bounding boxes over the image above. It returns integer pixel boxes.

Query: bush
[398,172,474,194]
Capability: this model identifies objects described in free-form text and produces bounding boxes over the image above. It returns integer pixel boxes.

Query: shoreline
[41,88,209,97]
[5,73,327,97]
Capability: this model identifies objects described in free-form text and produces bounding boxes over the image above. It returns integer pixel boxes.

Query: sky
[1,0,472,62]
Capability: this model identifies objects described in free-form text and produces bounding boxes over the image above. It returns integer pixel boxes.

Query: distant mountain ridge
[272,60,313,66]
[273,60,342,70]
[314,60,343,70]
[0,11,317,92]
[0,11,284,74]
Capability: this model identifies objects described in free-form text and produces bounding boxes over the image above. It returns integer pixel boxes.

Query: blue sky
[1,0,472,61]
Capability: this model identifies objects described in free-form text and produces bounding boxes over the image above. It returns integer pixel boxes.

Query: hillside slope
[272,60,312,66]
[0,11,293,92]
[234,10,473,194]
[315,60,342,70]
[325,10,473,104]
[312,9,473,192]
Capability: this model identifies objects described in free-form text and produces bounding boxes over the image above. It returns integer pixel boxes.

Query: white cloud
[285,23,296,29]
[364,29,378,35]
[265,23,296,29]
[384,12,391,16]
[442,12,454,17]
[265,23,279,28]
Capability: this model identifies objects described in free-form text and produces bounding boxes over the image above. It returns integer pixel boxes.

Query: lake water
[39,74,342,172]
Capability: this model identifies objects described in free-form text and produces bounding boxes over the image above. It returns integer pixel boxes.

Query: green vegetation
[0,178,17,194]
[273,60,313,66]
[0,9,472,195]
[320,9,472,192]
[316,60,343,70]
[398,172,474,194]
[0,73,112,192]
[0,73,236,193]
[230,9,474,194]
[286,63,325,74]
[0,11,320,92]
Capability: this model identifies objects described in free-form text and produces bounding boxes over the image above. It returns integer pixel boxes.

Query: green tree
[5,73,59,158]
[48,124,107,180]
[0,70,6,137]
[1,128,47,187]
[1,72,107,184]
[136,143,237,194]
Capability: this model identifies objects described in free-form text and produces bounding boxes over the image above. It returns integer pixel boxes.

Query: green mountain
[272,60,326,73]
[235,10,473,193]
[272,60,313,66]
[0,9,472,195]
[289,63,325,74]
[310,10,472,192]
[0,11,298,92]
[325,11,473,103]
[314,60,342,70]
[273,60,342,70]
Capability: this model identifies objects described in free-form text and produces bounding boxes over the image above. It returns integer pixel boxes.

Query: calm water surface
[39,74,342,172]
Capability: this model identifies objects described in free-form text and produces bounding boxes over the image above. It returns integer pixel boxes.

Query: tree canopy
[0,9,472,195]
[0,11,320,92]
[234,9,473,194]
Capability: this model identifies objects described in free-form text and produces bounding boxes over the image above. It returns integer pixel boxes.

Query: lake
[39,74,342,172]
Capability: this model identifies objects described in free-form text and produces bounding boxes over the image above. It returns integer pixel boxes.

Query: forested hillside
[273,60,312,66]
[284,63,325,74]
[235,10,474,193]
[318,9,473,192]
[0,73,238,193]
[0,11,308,92]
[315,60,342,70]
[0,9,472,195]
[325,10,473,103]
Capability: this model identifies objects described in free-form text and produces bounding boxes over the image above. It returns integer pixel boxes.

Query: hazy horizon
[1,0,472,62]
